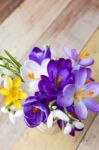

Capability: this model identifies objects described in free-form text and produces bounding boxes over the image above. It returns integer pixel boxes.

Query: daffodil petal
[0,88,9,95]
[19,90,27,99]
[5,95,12,106]
[14,77,22,88]
[13,100,22,110]
[7,77,13,89]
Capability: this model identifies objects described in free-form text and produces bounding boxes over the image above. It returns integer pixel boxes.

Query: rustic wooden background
[0,0,99,150]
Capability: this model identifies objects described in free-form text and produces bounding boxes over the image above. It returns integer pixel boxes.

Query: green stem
[64,108,78,121]
[0,55,20,71]
[0,64,21,78]
[48,100,56,110]
[4,50,22,68]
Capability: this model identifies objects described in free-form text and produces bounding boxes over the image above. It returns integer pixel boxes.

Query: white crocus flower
[47,107,69,128]
[1,106,23,124]
[20,59,50,93]
[64,121,84,135]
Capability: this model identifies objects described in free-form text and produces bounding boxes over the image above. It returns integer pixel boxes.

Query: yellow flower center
[79,50,90,59]
[28,72,35,80]
[10,87,20,99]
[74,88,94,103]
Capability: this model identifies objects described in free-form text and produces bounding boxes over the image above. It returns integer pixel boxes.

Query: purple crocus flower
[57,68,99,120]
[64,48,94,67]
[29,46,51,65]
[23,96,49,128]
[38,58,74,101]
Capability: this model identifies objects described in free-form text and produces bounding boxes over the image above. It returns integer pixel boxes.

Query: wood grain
[77,28,99,150]
[11,28,99,150]
[23,0,99,60]
[0,0,71,58]
[0,0,72,150]
[0,0,24,24]
[0,0,98,150]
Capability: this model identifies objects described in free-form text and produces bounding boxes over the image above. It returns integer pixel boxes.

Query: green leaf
[0,64,21,77]
[4,50,22,68]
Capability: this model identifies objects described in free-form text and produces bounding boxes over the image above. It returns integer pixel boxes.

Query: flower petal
[5,95,12,106]
[14,77,22,88]
[85,82,99,97]
[64,123,72,135]
[13,100,22,110]
[0,88,9,95]
[9,113,16,124]
[40,58,50,76]
[1,107,7,113]
[54,110,69,121]
[71,49,78,61]
[83,99,99,112]
[47,112,54,128]
[79,58,94,66]
[19,90,28,100]
[73,121,84,129]
[57,84,74,107]
[64,47,72,58]
[15,110,23,117]
[7,77,13,89]
[74,101,88,120]
[47,60,58,81]
[75,68,87,90]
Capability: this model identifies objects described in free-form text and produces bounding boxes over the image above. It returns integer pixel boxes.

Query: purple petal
[85,82,99,97]
[57,84,74,107]
[74,101,88,120]
[57,93,73,107]
[57,68,69,87]
[47,60,58,81]
[57,120,63,129]
[64,47,72,58]
[57,58,72,70]
[71,49,78,62]
[86,68,92,78]
[79,58,94,66]
[84,99,99,112]
[75,68,87,90]
[32,47,42,53]
[29,46,51,65]
[44,46,51,59]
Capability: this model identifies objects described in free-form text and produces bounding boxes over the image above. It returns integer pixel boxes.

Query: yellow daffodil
[0,77,27,110]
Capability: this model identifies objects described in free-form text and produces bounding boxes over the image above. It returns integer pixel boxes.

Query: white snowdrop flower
[64,121,84,135]
[64,122,73,135]
[1,106,23,124]
[47,107,69,129]
[73,121,84,129]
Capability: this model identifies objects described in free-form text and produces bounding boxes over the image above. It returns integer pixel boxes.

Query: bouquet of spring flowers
[0,46,99,136]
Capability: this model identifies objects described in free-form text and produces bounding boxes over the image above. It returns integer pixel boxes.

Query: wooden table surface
[0,0,99,150]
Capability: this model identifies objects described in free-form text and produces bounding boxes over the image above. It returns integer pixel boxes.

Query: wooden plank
[77,115,99,150]
[76,28,99,150]
[23,0,99,60]
[0,1,72,150]
[0,0,98,150]
[0,0,71,58]
[11,13,99,150]
[0,0,24,24]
